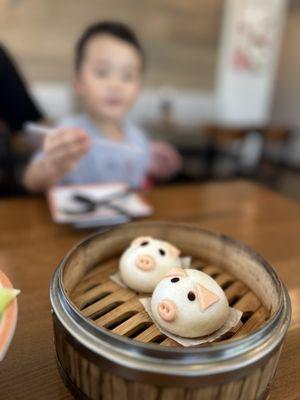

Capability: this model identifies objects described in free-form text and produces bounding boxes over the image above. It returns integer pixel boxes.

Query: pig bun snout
[157,299,177,322]
[135,255,155,271]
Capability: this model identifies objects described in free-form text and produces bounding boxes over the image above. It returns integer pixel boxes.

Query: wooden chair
[203,124,291,180]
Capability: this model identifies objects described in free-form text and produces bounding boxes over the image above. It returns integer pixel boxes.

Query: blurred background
[1,0,300,199]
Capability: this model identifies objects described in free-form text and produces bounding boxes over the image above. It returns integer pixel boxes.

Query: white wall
[130,88,214,127]
[31,82,76,120]
[31,83,215,128]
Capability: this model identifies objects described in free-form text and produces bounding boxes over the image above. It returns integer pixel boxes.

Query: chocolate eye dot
[159,248,166,256]
[140,241,149,246]
[171,277,179,283]
[187,291,196,301]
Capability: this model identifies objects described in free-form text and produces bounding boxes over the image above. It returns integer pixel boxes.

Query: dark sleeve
[0,44,44,132]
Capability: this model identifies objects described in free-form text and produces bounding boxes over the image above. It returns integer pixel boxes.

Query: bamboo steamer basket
[50,222,291,400]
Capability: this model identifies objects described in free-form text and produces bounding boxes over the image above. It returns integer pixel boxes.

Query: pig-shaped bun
[151,268,229,337]
[119,236,182,293]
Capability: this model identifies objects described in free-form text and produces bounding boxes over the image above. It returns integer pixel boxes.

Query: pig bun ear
[196,284,220,311]
[165,268,187,278]
[130,236,153,247]
[166,243,181,258]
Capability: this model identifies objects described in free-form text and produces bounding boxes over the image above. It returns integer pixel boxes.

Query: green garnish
[0,288,20,317]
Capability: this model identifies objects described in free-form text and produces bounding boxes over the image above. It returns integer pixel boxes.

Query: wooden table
[0,180,299,400]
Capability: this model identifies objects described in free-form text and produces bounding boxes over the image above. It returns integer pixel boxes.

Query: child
[23,21,182,192]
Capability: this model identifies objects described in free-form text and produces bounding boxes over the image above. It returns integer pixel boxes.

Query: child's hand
[43,127,91,180]
[149,141,183,181]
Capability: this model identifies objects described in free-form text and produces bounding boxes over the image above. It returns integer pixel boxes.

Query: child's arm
[23,127,91,192]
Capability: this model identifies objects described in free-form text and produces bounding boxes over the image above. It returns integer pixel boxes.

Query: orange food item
[0,271,19,361]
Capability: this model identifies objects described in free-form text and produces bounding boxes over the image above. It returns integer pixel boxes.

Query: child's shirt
[38,114,151,188]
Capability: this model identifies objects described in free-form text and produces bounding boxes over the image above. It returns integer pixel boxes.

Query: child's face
[75,34,142,122]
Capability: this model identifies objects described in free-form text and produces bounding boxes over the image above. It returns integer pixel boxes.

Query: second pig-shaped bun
[151,268,229,337]
[119,236,182,293]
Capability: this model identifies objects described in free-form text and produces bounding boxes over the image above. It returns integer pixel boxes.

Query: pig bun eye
[187,291,196,301]
[171,277,180,283]
[159,248,166,256]
[140,241,149,246]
